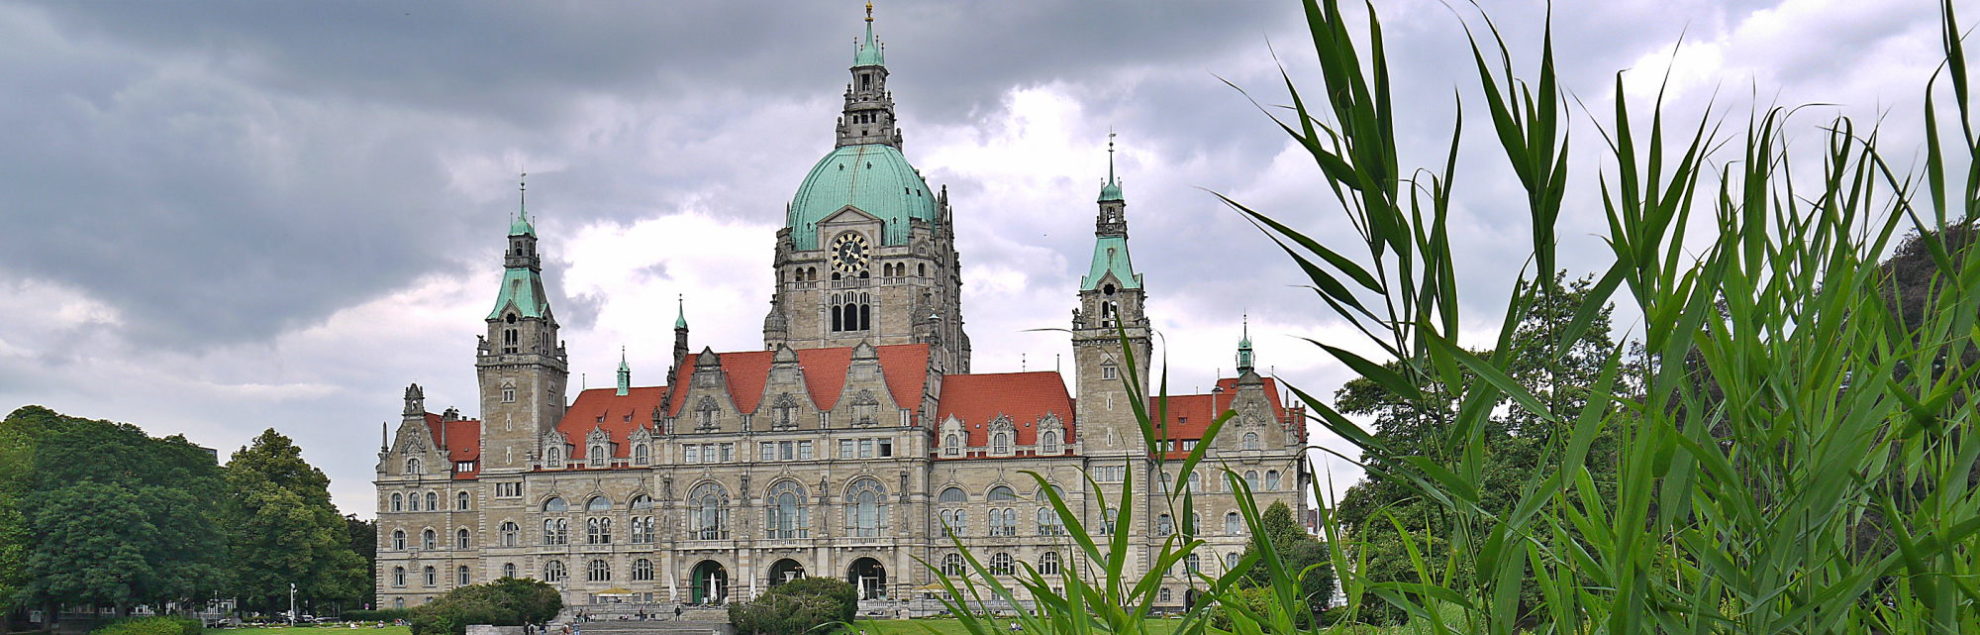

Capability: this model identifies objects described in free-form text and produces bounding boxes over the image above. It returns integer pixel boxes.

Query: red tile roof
[422,413,483,479]
[933,371,1077,454]
[555,386,667,461]
[666,343,931,416]
[1150,377,1304,459]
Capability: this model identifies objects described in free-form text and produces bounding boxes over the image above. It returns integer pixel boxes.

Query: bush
[728,578,857,635]
[91,617,201,635]
[409,577,563,635]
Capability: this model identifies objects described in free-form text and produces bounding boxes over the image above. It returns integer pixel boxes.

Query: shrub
[409,577,563,635]
[728,578,858,635]
[90,617,201,635]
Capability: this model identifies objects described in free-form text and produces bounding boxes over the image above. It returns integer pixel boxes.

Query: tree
[408,578,561,635]
[6,406,228,619]
[727,578,857,635]
[1332,275,1618,625]
[346,515,378,607]
[1236,501,1334,622]
[221,429,368,613]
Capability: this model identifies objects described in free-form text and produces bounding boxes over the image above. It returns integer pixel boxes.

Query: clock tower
[763,8,969,372]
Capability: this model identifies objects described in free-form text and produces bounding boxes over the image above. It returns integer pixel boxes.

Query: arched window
[765,481,809,539]
[1040,431,1060,454]
[391,530,406,550]
[407,494,419,512]
[632,559,655,582]
[1039,552,1061,576]
[939,509,966,536]
[991,433,1010,454]
[1037,507,1065,536]
[421,529,436,550]
[586,517,612,544]
[542,497,568,512]
[424,566,436,586]
[986,486,1016,502]
[392,566,406,587]
[390,493,403,512]
[989,553,1014,575]
[1185,554,1201,573]
[633,444,650,466]
[587,559,611,582]
[426,492,438,510]
[587,496,611,511]
[1265,470,1281,491]
[545,446,563,466]
[1188,473,1203,493]
[631,515,655,543]
[938,487,967,503]
[457,565,470,586]
[457,491,470,510]
[544,560,566,582]
[1243,432,1260,450]
[631,495,655,510]
[988,508,1016,537]
[943,434,961,456]
[845,478,887,538]
[688,482,729,540]
[502,563,516,579]
[499,522,519,547]
[1245,471,1261,491]
[1225,553,1241,570]
[588,446,606,467]
[406,458,422,474]
[1155,514,1174,537]
[1225,512,1242,535]
[940,553,965,576]
[456,528,471,549]
[543,518,568,545]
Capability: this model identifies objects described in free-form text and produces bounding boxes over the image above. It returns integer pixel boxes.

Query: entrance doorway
[847,557,886,600]
[769,559,806,587]
[690,561,728,604]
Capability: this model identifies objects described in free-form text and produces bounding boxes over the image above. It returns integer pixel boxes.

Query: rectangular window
[878,439,893,458]
[780,441,794,461]
[840,439,854,459]
[859,439,874,459]
[494,483,522,498]
[703,444,717,463]
[1182,440,1198,451]
[760,442,775,462]
[1102,366,1117,380]
[798,441,814,460]
[684,446,699,463]
[720,443,734,462]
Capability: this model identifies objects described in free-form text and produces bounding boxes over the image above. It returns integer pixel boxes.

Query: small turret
[402,383,425,417]
[617,346,632,397]
[1236,314,1255,376]
[673,295,690,371]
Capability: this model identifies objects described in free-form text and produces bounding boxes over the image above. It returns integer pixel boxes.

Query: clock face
[831,232,870,274]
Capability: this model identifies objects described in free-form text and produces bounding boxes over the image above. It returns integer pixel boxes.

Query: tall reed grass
[913,0,1980,632]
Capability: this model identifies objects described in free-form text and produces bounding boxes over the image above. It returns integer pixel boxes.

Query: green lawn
[850,619,1188,635]
[211,627,410,635]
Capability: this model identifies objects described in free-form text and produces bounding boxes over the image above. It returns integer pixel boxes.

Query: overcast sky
[0,0,1954,518]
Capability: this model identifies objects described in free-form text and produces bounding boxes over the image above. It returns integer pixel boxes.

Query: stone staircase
[549,605,732,635]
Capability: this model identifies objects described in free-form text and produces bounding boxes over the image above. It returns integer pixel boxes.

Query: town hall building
[374,9,1309,614]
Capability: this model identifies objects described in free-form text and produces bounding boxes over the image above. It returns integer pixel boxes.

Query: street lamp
[290,583,297,626]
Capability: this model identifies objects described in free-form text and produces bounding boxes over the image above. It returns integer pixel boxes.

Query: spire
[855,2,884,67]
[1097,131,1124,203]
[510,171,536,237]
[616,345,631,396]
[675,294,688,330]
[1236,314,1255,375]
[380,421,388,452]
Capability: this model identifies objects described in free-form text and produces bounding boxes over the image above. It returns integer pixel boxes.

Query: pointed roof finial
[866,1,874,23]
[855,3,884,66]
[617,345,631,396]
[675,294,688,330]
[510,170,537,236]
[1098,132,1124,203]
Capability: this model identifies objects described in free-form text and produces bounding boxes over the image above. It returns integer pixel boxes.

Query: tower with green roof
[1073,136,1153,456]
[764,5,970,373]
[477,177,569,473]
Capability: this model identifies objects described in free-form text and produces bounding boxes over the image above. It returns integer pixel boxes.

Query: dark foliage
[727,577,857,635]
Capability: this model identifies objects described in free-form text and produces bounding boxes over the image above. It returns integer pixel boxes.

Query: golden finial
[866,1,874,22]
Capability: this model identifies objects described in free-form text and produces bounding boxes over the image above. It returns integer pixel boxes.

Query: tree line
[0,406,375,629]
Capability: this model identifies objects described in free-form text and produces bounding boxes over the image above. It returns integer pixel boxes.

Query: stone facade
[374,11,1308,615]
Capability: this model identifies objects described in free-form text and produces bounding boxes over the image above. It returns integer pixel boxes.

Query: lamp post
[289,583,297,626]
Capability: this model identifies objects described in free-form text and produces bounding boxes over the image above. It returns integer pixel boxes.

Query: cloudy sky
[0,0,1955,518]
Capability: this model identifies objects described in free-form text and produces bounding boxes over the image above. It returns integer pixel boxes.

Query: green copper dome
[855,19,884,66]
[1097,180,1123,203]
[509,212,535,236]
[787,143,937,250]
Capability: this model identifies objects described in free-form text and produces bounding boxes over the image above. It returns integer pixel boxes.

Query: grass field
[850,619,1190,635]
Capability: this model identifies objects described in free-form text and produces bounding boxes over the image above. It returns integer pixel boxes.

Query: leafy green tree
[7,406,227,618]
[221,429,368,613]
[408,578,561,635]
[346,515,378,607]
[1235,501,1334,621]
[727,577,856,635]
